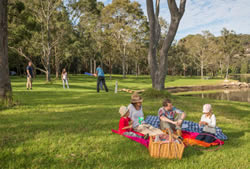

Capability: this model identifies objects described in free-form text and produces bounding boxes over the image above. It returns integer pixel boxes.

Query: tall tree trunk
[0,0,12,104]
[183,64,186,77]
[101,59,103,69]
[201,60,204,79]
[138,64,140,75]
[94,59,96,73]
[146,0,186,90]
[219,59,223,78]
[122,44,126,78]
[55,47,59,79]
[225,57,230,80]
[46,14,51,82]
[109,58,112,80]
[90,58,93,74]
[135,60,138,77]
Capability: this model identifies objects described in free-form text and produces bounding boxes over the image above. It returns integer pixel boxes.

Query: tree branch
[9,46,47,74]
[179,0,186,16]
[168,0,179,17]
[146,0,155,25]
[155,0,160,18]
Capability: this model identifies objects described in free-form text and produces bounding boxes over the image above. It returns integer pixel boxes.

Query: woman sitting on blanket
[128,94,163,136]
[196,104,216,143]
[118,106,149,139]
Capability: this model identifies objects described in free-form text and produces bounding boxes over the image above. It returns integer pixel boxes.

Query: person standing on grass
[158,99,186,140]
[96,65,108,92]
[61,68,69,89]
[26,61,33,90]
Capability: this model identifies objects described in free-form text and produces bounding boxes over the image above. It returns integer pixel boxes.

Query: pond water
[184,88,250,103]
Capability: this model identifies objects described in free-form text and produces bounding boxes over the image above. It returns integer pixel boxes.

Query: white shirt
[128,104,144,129]
[201,114,216,134]
[62,72,67,80]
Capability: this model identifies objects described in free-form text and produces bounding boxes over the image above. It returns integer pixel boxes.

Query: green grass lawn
[0,75,249,169]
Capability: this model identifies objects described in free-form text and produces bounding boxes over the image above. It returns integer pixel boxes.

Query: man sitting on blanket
[158,99,186,140]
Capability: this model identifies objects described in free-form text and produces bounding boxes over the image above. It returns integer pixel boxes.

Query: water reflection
[184,88,250,103]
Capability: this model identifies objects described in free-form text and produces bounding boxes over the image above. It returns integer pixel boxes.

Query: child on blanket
[118,106,149,139]
[196,104,216,143]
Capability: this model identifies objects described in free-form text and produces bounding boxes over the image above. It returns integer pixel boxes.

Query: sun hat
[119,106,129,117]
[131,94,143,103]
[203,104,212,113]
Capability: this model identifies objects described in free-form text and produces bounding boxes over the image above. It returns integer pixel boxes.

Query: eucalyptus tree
[8,0,43,75]
[30,0,63,81]
[179,32,214,79]
[102,0,145,78]
[174,43,190,76]
[146,0,186,90]
[220,28,244,79]
[50,6,73,78]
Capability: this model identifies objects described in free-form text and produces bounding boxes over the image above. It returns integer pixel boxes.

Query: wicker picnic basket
[148,135,185,159]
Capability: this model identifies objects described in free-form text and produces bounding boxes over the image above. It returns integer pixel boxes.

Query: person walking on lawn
[26,61,33,90]
[96,65,108,92]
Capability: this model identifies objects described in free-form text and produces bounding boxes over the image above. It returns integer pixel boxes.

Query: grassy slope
[0,75,249,169]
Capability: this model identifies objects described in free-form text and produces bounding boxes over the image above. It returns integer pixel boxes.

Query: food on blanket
[152,134,181,143]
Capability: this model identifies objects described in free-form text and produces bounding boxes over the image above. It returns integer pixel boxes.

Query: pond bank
[166,81,250,93]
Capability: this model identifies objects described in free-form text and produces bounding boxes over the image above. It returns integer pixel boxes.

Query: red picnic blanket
[111,130,224,148]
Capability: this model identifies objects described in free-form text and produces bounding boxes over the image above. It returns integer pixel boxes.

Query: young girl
[196,104,216,143]
[118,106,148,139]
[61,68,69,89]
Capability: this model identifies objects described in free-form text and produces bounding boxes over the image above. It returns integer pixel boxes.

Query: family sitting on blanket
[119,94,186,137]
[118,93,217,144]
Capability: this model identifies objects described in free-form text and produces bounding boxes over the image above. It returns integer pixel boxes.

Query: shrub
[142,88,171,98]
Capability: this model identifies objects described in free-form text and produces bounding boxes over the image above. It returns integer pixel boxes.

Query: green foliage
[240,61,249,74]
[7,0,249,80]
[142,88,171,99]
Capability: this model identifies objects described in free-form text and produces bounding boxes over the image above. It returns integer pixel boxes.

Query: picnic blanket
[112,129,223,148]
[112,129,149,148]
[182,131,224,147]
[144,115,228,140]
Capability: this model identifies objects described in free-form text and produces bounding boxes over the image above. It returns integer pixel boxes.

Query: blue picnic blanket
[144,115,228,140]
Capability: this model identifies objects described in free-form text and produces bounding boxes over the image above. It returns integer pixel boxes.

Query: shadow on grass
[222,129,249,150]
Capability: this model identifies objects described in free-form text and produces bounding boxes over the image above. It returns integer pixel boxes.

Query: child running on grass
[196,104,216,143]
[118,106,149,139]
